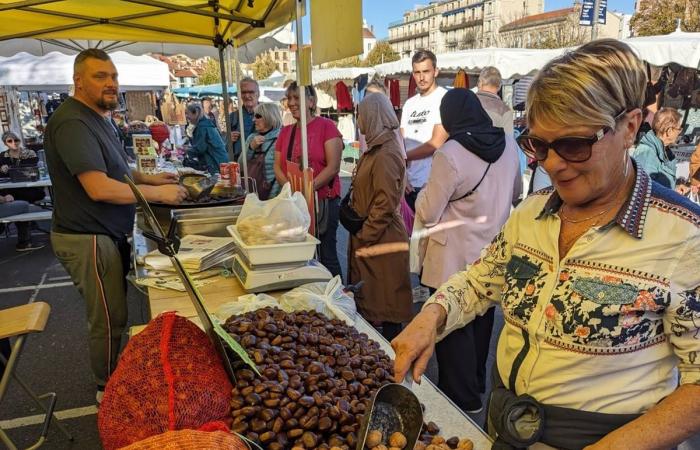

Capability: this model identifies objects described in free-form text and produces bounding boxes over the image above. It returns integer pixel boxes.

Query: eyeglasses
[241,90,257,95]
[4,139,19,144]
[254,113,263,119]
[517,110,627,163]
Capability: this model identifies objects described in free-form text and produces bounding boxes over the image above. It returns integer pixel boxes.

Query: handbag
[339,188,365,235]
[248,138,275,200]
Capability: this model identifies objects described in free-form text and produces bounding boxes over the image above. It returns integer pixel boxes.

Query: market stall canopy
[374,47,567,79]
[623,30,700,69]
[172,83,238,97]
[312,67,375,84]
[0,50,169,90]
[0,0,295,47]
[0,24,294,62]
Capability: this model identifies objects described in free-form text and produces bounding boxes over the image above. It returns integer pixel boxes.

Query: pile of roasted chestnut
[223,307,394,449]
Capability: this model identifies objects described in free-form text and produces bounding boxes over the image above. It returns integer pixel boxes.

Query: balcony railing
[388,30,429,43]
[439,18,483,32]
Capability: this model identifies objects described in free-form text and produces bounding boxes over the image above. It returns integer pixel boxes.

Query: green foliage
[198,58,221,85]
[251,53,278,80]
[363,41,400,67]
[631,0,700,36]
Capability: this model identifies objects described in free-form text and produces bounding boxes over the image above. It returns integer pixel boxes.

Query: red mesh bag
[148,122,171,148]
[119,428,249,450]
[98,313,233,450]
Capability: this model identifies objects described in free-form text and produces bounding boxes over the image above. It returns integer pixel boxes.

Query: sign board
[579,0,607,26]
[310,0,363,65]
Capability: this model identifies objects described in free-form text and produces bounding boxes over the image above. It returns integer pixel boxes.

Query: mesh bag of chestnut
[223,307,396,449]
[98,313,233,450]
[119,428,249,449]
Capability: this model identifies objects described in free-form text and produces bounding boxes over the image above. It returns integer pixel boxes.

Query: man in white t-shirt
[401,50,449,210]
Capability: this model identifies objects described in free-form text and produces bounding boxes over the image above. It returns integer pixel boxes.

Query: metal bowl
[356,383,423,450]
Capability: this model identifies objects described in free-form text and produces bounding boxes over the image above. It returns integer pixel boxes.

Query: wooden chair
[0,302,72,449]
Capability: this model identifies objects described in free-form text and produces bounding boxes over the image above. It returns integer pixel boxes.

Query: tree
[363,41,400,67]
[631,0,700,36]
[529,15,588,49]
[198,58,221,85]
[326,55,363,68]
[251,53,278,80]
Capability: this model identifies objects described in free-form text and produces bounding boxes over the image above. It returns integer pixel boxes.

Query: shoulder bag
[448,163,492,203]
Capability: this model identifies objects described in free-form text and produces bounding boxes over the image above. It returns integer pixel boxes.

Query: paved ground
[2,181,699,449]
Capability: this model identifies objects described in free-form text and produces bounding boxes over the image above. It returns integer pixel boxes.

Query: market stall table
[0,178,52,189]
[138,270,492,448]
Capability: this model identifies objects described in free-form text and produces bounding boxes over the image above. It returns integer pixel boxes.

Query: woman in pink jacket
[415,88,521,413]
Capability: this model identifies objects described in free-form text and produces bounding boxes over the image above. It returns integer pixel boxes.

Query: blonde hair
[527,39,646,131]
[652,107,682,135]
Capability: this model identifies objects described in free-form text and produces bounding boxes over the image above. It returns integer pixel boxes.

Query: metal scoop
[180,174,215,201]
[356,382,423,450]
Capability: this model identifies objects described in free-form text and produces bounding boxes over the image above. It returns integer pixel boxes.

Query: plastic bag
[236,182,310,244]
[278,276,357,325]
[213,293,279,322]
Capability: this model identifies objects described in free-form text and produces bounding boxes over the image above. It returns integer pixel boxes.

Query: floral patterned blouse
[426,167,700,415]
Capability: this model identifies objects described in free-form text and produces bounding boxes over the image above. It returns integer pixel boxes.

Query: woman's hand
[250,135,265,150]
[392,303,446,384]
[0,165,8,174]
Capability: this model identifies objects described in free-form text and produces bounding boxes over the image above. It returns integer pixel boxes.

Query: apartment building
[387,0,543,56]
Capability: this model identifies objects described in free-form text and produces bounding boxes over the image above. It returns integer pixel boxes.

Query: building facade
[387,0,543,56]
[499,7,624,48]
[362,24,377,60]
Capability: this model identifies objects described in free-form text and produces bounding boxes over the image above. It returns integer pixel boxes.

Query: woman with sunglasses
[274,82,343,278]
[392,39,700,450]
[239,103,282,200]
[632,107,682,190]
[0,131,45,203]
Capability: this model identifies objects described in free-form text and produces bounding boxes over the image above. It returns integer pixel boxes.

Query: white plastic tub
[226,224,320,266]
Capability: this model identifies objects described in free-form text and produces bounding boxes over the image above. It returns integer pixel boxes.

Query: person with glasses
[0,131,45,203]
[238,103,282,200]
[229,77,260,161]
[392,40,700,449]
[632,107,682,190]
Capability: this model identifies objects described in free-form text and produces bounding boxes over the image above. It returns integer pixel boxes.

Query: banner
[310,0,363,65]
[579,0,607,26]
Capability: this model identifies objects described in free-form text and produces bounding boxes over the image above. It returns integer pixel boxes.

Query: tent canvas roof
[0,0,296,47]
[0,51,170,90]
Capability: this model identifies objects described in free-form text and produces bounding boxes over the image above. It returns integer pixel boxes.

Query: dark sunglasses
[4,139,19,144]
[517,110,627,163]
[254,113,263,119]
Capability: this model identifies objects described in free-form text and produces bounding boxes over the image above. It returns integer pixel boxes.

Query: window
[275,51,279,60]
[283,63,288,72]
[367,43,372,52]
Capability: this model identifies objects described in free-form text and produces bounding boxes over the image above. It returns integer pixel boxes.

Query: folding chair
[0,302,73,450]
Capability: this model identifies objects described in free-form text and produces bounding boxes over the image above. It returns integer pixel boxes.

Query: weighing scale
[231,251,332,293]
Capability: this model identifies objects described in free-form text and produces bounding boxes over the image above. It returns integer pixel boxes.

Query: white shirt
[426,167,700,414]
[401,86,447,188]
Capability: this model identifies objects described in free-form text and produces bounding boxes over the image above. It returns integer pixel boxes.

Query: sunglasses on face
[254,113,263,119]
[5,139,19,143]
[517,110,627,163]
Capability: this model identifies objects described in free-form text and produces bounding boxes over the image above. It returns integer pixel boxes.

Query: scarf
[440,88,505,163]
[358,93,400,150]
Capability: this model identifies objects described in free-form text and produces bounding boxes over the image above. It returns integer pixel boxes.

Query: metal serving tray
[171,205,242,237]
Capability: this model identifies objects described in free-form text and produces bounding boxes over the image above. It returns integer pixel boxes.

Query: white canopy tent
[0,51,170,91]
[623,30,700,69]
[312,67,375,84]
[374,47,566,78]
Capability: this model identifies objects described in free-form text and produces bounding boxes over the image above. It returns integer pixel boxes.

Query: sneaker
[465,406,484,414]
[15,241,45,252]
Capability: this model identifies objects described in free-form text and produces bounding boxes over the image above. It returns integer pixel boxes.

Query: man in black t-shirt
[44,49,187,403]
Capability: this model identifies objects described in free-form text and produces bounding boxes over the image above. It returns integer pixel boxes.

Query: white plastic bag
[237,182,310,244]
[409,215,428,275]
[213,293,279,322]
[278,276,357,325]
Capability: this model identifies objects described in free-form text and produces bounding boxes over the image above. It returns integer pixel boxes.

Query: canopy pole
[231,43,250,185]
[218,44,234,160]
[295,0,309,171]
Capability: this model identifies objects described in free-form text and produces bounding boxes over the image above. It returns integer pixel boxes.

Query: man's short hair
[412,50,437,68]
[74,48,111,74]
[478,66,502,89]
[239,76,259,91]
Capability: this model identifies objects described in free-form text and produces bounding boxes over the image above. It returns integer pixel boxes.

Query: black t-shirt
[44,97,135,238]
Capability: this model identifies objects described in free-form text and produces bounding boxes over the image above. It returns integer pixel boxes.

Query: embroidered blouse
[426,167,700,414]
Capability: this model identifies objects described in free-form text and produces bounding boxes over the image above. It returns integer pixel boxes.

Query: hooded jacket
[632,130,676,189]
[189,117,228,174]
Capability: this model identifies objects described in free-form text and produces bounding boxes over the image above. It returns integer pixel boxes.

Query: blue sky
[361,0,636,39]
